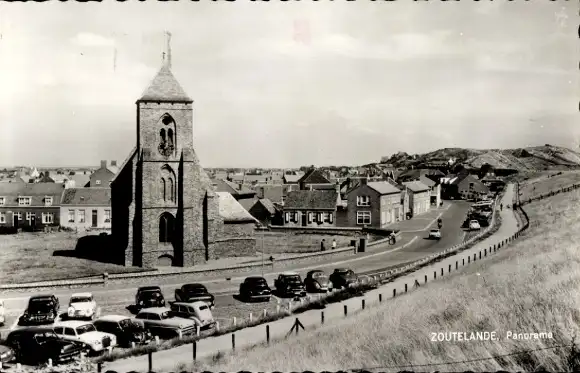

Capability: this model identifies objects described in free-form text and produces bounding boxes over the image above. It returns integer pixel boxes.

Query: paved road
[0,201,469,336]
[103,185,517,373]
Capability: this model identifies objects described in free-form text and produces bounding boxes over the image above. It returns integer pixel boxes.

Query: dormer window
[18,197,32,206]
[44,196,53,206]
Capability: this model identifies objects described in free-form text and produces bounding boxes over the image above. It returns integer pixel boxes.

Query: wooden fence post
[344,305,348,316]
[405,284,408,293]
[362,299,366,309]
[148,351,153,372]
[448,264,451,273]
[393,288,397,298]
[379,293,383,302]
[434,271,437,279]
[232,333,236,351]
[424,274,428,283]
[468,256,471,263]
[193,340,197,361]
[440,268,444,276]
[463,258,465,265]
[321,311,325,324]
[456,261,458,270]
[266,325,270,344]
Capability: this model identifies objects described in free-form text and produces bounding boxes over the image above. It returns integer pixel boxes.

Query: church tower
[113,32,224,267]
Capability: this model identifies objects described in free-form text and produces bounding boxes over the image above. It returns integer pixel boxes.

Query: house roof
[367,181,401,195]
[61,188,111,206]
[212,179,255,196]
[0,182,65,206]
[216,192,259,223]
[419,175,436,188]
[283,174,302,183]
[284,190,338,210]
[255,198,277,215]
[138,65,193,103]
[111,147,137,184]
[298,169,331,185]
[402,180,430,193]
[238,197,258,211]
[256,184,284,204]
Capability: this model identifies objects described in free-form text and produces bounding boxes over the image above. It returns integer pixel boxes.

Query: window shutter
[308,212,312,223]
[294,212,298,222]
[318,213,323,223]
[285,213,289,223]
[329,213,334,224]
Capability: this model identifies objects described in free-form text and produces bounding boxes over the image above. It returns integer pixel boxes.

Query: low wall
[267,225,363,234]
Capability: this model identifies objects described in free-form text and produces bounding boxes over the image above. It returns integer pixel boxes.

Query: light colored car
[469,220,481,230]
[67,293,98,320]
[428,229,441,240]
[169,301,216,330]
[0,299,5,326]
[135,307,197,338]
[53,320,117,354]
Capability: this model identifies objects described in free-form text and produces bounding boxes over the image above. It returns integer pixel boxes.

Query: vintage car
[329,268,358,289]
[19,295,60,326]
[53,320,117,354]
[66,293,98,321]
[469,220,481,230]
[174,284,215,308]
[0,299,5,326]
[93,315,153,348]
[169,301,216,330]
[0,344,16,364]
[5,327,84,365]
[239,276,272,302]
[428,229,442,240]
[304,270,333,293]
[274,272,307,298]
[135,286,166,310]
[134,307,196,339]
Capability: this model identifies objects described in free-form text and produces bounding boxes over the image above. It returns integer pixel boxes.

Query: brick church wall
[211,222,257,259]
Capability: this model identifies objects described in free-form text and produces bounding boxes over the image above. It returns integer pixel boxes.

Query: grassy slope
[186,190,580,372]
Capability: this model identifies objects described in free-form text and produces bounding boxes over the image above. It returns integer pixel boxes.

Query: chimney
[238,183,243,191]
[100,160,106,169]
[111,160,117,167]
[361,177,368,185]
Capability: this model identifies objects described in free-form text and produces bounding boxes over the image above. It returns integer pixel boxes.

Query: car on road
[304,270,333,293]
[469,220,481,230]
[19,295,60,326]
[0,299,5,326]
[135,286,166,310]
[93,315,153,348]
[5,327,84,365]
[0,345,15,364]
[52,320,117,355]
[66,293,98,321]
[329,268,358,289]
[239,276,272,302]
[174,284,215,308]
[274,272,307,298]
[134,307,197,339]
[428,229,442,240]
[169,301,216,330]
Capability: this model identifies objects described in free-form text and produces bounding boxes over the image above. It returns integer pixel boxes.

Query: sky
[0,0,577,169]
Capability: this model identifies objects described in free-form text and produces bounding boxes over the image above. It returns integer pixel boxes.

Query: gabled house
[89,160,118,187]
[283,190,338,227]
[441,174,490,201]
[297,168,332,190]
[60,187,112,230]
[249,198,282,226]
[345,178,402,228]
[401,180,431,216]
[254,184,284,205]
[418,175,441,207]
[0,182,64,230]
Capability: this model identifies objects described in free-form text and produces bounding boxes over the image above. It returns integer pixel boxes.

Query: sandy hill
[380,145,580,172]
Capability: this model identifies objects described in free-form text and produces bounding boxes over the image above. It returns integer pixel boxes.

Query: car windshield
[70,297,91,303]
[312,272,327,280]
[184,285,206,294]
[142,291,162,299]
[120,318,144,330]
[285,275,301,282]
[247,278,267,285]
[76,324,97,335]
[29,300,53,312]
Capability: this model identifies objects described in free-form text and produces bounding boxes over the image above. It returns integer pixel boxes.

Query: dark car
[329,268,358,289]
[19,295,60,326]
[135,286,166,310]
[93,315,153,348]
[304,270,333,293]
[174,284,215,308]
[239,276,272,302]
[274,272,307,298]
[0,345,16,364]
[5,327,83,365]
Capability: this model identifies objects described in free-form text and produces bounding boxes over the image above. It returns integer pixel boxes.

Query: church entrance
[157,255,174,266]
[158,212,178,266]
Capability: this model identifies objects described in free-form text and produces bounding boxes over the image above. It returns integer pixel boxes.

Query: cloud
[71,32,115,48]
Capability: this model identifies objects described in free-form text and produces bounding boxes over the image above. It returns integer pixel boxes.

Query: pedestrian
[500,203,503,211]
[414,279,420,288]
[321,239,326,252]
[332,239,337,250]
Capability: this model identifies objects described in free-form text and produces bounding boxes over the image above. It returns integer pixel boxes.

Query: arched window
[168,177,175,202]
[167,128,174,148]
[160,178,166,201]
[160,129,166,145]
[159,213,175,243]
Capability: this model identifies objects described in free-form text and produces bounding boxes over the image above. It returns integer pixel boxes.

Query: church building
[111,39,257,267]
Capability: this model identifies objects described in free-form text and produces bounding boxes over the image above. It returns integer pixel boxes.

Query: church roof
[138,65,193,103]
[216,191,259,224]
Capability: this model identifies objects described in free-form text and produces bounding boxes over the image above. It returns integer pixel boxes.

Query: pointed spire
[165,31,172,70]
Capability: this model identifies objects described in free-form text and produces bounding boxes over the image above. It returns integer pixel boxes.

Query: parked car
[428,229,441,240]
[0,299,5,326]
[134,307,196,339]
[274,272,307,298]
[19,295,60,326]
[93,315,152,348]
[53,320,117,355]
[239,276,272,302]
[66,293,97,321]
[0,344,15,364]
[135,286,166,310]
[304,270,333,293]
[329,268,358,289]
[174,284,215,308]
[469,220,481,230]
[5,327,84,365]
[169,301,216,330]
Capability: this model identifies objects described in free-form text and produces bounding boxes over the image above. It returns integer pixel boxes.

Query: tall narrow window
[168,178,174,202]
[160,178,166,201]
[159,213,174,243]
[167,128,174,148]
[160,129,166,144]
